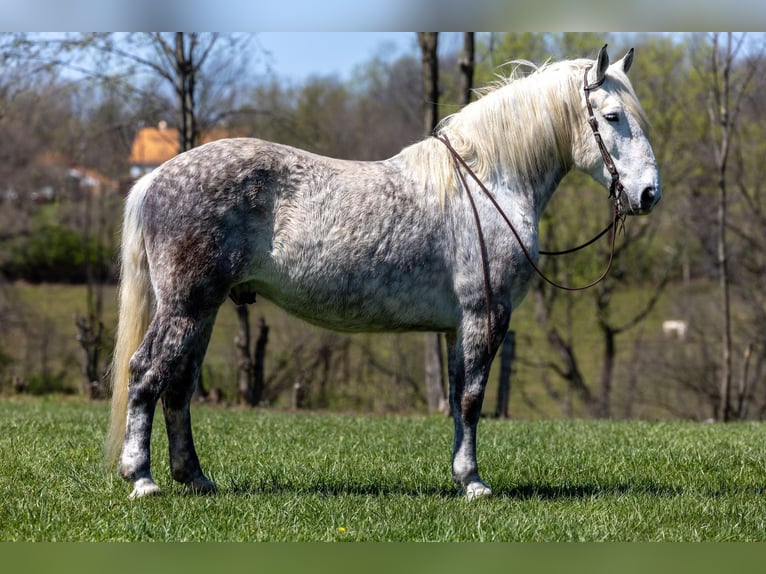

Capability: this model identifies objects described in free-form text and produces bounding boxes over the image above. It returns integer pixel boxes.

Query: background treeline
[1,32,765,422]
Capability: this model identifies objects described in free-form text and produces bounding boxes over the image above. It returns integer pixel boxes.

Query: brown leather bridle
[583,65,628,215]
[437,63,628,352]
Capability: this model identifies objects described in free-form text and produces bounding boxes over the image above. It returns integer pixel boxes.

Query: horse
[107,45,661,500]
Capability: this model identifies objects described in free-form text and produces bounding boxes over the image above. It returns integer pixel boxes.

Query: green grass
[2,397,766,541]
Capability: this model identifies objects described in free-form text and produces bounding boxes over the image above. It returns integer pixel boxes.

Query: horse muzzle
[637,184,662,215]
[623,184,661,216]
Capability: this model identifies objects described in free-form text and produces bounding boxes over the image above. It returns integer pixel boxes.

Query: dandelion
[337,526,346,532]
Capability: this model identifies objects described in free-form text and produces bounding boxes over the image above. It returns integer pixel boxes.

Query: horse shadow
[213,476,701,500]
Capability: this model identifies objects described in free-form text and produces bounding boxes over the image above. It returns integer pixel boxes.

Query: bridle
[583,65,628,215]
[437,64,628,352]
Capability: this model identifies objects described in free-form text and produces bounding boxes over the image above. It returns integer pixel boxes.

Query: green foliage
[3,224,112,283]
[23,370,75,395]
[0,344,11,380]
[3,397,766,541]
[475,33,612,88]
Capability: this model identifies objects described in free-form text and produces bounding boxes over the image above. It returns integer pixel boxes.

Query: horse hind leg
[161,314,218,494]
[120,309,218,498]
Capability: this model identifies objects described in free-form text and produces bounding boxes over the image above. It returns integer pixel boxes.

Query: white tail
[105,174,156,466]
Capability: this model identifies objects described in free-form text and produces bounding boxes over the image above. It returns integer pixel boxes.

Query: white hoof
[129,477,162,499]
[464,481,493,500]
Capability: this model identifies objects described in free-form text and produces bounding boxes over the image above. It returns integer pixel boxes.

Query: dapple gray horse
[107,45,661,499]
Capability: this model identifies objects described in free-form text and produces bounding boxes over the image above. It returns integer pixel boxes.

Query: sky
[4,0,765,37]
[2,1,765,84]
[254,33,469,83]
[255,33,417,82]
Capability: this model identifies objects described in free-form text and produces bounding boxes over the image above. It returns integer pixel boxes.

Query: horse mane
[399,56,649,205]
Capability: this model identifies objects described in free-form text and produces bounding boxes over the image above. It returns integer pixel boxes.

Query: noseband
[437,64,629,352]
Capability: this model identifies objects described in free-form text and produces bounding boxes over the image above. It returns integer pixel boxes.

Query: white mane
[399,57,649,205]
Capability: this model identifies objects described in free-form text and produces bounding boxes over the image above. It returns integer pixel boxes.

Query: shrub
[3,224,113,283]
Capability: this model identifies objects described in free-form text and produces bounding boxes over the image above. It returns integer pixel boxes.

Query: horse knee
[455,385,485,424]
[127,337,164,405]
[126,369,163,411]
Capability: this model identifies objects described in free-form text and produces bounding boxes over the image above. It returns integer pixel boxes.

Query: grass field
[2,396,766,542]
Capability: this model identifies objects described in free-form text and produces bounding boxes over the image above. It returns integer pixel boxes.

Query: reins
[436,63,628,352]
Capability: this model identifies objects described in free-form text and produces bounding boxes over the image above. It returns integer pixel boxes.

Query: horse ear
[621,48,634,74]
[593,44,609,85]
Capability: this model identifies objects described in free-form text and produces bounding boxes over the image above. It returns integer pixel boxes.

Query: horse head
[575,45,662,216]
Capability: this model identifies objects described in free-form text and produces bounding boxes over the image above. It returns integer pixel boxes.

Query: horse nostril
[641,186,658,210]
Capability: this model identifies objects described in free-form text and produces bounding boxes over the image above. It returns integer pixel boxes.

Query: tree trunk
[495,331,515,419]
[717,170,733,421]
[318,340,332,409]
[459,32,475,107]
[252,317,269,406]
[736,342,754,420]
[417,32,448,415]
[175,32,197,153]
[417,32,439,134]
[75,313,103,399]
[236,306,269,407]
[75,180,107,399]
[425,333,448,414]
[598,326,616,418]
[708,33,734,422]
[546,325,597,415]
[235,303,255,405]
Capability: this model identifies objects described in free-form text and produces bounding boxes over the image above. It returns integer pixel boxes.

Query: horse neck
[437,71,580,218]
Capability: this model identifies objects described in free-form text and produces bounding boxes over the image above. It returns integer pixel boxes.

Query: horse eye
[604,112,620,123]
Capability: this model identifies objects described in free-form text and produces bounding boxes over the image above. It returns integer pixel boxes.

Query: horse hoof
[129,477,162,499]
[187,477,217,495]
[464,481,493,500]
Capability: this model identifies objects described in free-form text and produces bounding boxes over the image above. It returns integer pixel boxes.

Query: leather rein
[437,65,627,351]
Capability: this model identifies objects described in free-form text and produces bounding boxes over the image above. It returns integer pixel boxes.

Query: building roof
[128,123,179,166]
[128,123,248,167]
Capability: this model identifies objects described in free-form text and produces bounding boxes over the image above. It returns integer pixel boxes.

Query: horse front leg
[447,309,510,500]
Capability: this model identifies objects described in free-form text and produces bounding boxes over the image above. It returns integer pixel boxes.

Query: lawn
[2,396,766,542]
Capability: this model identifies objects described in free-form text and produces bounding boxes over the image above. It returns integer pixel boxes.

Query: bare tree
[417,33,439,135]
[416,32,449,415]
[529,190,673,418]
[495,332,515,418]
[83,33,220,152]
[235,306,269,407]
[695,33,763,421]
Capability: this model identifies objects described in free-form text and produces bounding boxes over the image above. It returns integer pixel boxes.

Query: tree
[459,33,475,107]
[416,33,449,415]
[482,33,675,418]
[417,33,439,136]
[235,307,269,407]
[693,33,764,421]
[72,33,254,153]
[3,33,259,398]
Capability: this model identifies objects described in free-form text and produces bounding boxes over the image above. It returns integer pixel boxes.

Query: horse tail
[105,173,156,467]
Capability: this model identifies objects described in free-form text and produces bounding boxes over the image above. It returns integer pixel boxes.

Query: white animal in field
[662,320,687,341]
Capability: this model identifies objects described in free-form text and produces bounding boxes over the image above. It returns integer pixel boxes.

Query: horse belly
[248,249,457,333]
